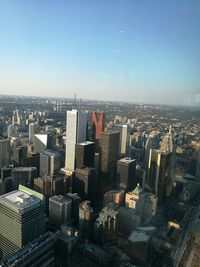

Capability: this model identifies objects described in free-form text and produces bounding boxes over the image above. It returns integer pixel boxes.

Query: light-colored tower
[29,123,35,144]
[113,124,130,155]
[145,132,160,178]
[7,124,18,138]
[65,109,87,172]
[29,122,40,144]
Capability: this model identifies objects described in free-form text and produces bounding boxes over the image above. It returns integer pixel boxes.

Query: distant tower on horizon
[74,93,77,107]
[65,109,87,172]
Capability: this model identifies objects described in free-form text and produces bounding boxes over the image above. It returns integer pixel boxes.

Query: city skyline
[0,0,200,105]
[0,92,199,265]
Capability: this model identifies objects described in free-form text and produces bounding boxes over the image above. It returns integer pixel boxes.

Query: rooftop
[77,141,94,146]
[126,183,143,196]
[128,230,150,243]
[119,157,136,164]
[41,149,61,156]
[104,190,124,196]
[0,188,42,213]
[50,195,71,204]
[101,130,120,136]
[79,201,93,213]
[13,167,37,172]
[34,134,48,145]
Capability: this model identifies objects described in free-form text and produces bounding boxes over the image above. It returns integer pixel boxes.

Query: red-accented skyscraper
[92,112,105,151]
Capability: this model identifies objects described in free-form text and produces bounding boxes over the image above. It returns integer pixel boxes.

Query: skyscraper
[160,126,175,186]
[34,176,64,214]
[94,203,119,243]
[79,200,93,238]
[144,133,160,177]
[92,111,105,151]
[92,111,105,141]
[73,167,96,202]
[49,195,72,227]
[29,123,40,145]
[0,139,10,168]
[0,185,45,261]
[160,127,173,153]
[34,176,64,197]
[29,123,35,144]
[113,124,130,155]
[117,157,136,191]
[12,109,20,125]
[34,132,55,153]
[22,152,40,176]
[39,150,62,177]
[147,149,171,202]
[7,124,18,138]
[66,193,82,225]
[12,145,27,166]
[99,131,120,178]
[0,167,12,179]
[1,232,57,267]
[12,167,37,189]
[0,176,13,195]
[75,141,95,169]
[103,190,125,206]
[65,109,87,172]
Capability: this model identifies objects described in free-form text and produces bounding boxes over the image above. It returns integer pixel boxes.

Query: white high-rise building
[65,109,87,172]
[29,123,35,144]
[29,123,40,144]
[113,124,130,155]
[7,124,18,138]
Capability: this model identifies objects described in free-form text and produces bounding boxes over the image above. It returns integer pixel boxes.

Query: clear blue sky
[0,0,199,104]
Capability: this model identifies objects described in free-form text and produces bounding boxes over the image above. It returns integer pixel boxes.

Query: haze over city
[0,0,200,105]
